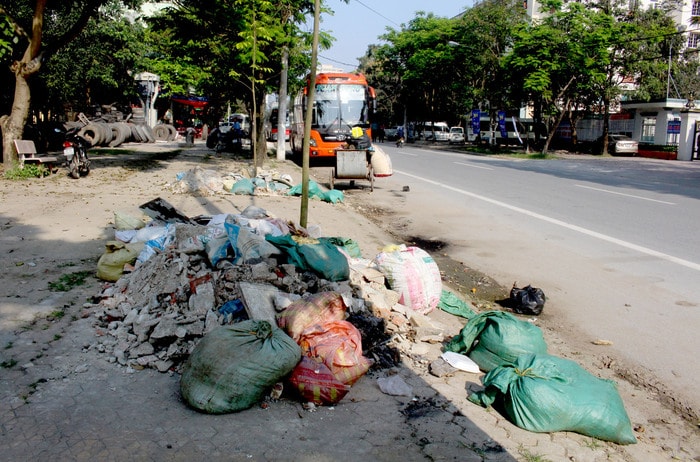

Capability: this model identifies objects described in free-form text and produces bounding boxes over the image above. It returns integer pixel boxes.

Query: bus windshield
[313,83,367,130]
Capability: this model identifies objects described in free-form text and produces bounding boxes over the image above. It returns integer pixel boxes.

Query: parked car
[596,134,638,156]
[449,126,465,145]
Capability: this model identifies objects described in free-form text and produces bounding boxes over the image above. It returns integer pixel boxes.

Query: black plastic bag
[509,284,545,315]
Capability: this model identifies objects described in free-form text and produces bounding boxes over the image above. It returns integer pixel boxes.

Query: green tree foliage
[0,0,143,166]
[39,8,147,115]
[504,2,614,151]
[371,13,459,125]
[363,2,526,128]
[450,0,527,117]
[626,6,688,101]
[143,0,315,165]
[503,0,678,153]
[0,15,15,60]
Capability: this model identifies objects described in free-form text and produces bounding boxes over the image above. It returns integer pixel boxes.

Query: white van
[415,121,449,141]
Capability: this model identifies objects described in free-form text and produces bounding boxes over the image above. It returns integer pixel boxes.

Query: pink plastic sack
[373,245,442,314]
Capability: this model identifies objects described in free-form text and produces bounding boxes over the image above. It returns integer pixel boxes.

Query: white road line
[575,184,675,205]
[395,169,700,271]
[455,161,494,170]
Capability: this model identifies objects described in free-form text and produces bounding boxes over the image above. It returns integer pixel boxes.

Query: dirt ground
[0,141,698,461]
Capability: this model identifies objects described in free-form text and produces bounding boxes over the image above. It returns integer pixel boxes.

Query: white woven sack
[373,245,442,314]
[371,146,393,177]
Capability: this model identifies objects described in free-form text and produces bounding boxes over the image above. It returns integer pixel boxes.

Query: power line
[353,0,402,28]
[319,54,359,68]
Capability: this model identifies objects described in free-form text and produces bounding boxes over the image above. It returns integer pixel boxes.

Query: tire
[108,123,127,147]
[166,124,177,141]
[130,124,144,142]
[80,152,90,176]
[141,124,156,143]
[153,125,170,141]
[117,123,132,143]
[97,122,113,146]
[77,124,101,147]
[206,129,219,149]
[68,154,80,179]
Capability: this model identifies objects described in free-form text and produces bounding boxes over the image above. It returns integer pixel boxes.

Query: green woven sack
[445,310,547,372]
[180,320,301,414]
[469,353,637,444]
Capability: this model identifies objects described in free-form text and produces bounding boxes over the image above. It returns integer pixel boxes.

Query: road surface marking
[395,169,700,272]
[575,184,675,205]
[455,161,493,170]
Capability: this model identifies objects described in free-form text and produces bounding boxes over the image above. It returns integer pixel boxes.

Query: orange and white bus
[290,72,376,159]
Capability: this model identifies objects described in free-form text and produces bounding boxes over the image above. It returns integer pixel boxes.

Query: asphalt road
[363,143,700,417]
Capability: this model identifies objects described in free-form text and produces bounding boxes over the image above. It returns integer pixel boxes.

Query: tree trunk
[1,0,46,168]
[541,77,576,154]
[254,87,267,169]
[1,72,32,167]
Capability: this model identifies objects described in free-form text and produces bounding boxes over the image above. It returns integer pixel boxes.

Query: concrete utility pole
[277,47,289,161]
[300,0,320,228]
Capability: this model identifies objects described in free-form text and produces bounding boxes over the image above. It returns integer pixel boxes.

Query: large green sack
[444,310,547,372]
[180,320,301,414]
[469,353,637,444]
[266,234,350,281]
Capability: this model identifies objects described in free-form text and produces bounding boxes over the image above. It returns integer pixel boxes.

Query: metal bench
[13,140,59,170]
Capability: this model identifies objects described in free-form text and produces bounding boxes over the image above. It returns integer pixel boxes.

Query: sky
[316,1,472,72]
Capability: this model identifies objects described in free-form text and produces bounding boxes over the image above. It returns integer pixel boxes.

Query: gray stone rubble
[90,215,447,374]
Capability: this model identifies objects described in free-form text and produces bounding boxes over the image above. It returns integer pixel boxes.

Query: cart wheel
[368,166,375,192]
[330,170,335,190]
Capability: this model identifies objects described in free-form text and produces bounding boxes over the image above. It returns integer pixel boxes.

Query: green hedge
[639,144,678,152]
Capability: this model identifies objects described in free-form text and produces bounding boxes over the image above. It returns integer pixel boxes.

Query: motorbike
[396,137,404,148]
[63,127,91,178]
[213,128,244,155]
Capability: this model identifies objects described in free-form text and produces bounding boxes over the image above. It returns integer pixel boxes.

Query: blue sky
[317,1,471,72]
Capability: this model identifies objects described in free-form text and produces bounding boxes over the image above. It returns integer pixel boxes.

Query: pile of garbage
[91,197,447,395]
[88,193,638,443]
[168,166,296,198]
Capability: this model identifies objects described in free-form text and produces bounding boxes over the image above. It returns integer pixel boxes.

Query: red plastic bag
[299,320,372,386]
[288,356,350,405]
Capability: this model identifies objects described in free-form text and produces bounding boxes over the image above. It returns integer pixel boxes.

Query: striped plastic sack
[288,356,350,405]
[299,320,372,386]
[373,245,442,314]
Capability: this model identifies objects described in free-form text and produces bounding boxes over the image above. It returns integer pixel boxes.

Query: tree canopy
[1,0,696,165]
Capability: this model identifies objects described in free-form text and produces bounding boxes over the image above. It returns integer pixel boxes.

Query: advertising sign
[498,111,507,138]
[667,120,681,134]
[471,109,481,135]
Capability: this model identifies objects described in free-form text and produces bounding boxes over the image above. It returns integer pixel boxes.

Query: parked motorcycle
[63,126,91,178]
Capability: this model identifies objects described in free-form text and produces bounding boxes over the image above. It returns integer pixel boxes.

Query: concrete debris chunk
[239,281,279,324]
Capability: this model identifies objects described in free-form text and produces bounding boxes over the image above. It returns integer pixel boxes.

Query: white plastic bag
[372,245,442,314]
[441,351,481,373]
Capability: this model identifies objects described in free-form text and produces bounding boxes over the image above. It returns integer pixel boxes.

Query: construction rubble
[90,195,455,399]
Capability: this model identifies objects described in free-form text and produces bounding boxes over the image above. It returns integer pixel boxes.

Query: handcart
[330,148,374,191]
